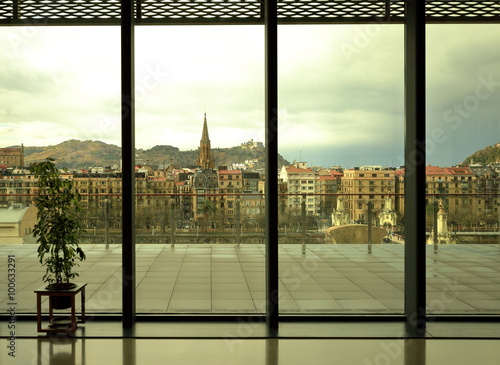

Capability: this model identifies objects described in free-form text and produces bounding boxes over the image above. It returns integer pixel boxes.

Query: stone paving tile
[295,299,343,311]
[167,299,211,313]
[290,291,334,300]
[136,298,168,312]
[171,290,211,300]
[338,299,388,311]
[212,291,252,300]
[1,243,499,314]
[329,289,372,298]
[212,299,256,312]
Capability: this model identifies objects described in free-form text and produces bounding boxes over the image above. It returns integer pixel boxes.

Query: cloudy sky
[0,24,499,167]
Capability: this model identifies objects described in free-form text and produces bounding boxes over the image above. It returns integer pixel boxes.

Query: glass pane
[0,27,121,313]
[426,24,500,315]
[134,25,265,314]
[278,24,405,314]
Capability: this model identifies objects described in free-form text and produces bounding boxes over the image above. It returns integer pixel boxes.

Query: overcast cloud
[0,24,498,167]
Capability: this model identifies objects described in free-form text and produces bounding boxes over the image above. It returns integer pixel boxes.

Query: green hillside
[22,140,289,170]
[23,140,121,169]
[463,143,500,165]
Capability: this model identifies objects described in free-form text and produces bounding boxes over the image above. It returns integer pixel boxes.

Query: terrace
[2,242,499,315]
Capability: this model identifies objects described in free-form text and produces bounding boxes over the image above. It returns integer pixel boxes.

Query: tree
[32,158,86,287]
[198,199,216,231]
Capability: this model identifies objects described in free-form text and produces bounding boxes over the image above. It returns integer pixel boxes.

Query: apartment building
[191,168,218,224]
[341,166,398,223]
[279,163,319,216]
[0,162,496,230]
[0,172,37,207]
[0,146,24,168]
[317,169,343,217]
[217,169,243,224]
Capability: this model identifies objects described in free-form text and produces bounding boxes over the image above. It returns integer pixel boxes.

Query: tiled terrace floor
[1,244,499,314]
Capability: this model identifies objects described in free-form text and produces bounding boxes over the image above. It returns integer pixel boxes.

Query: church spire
[196,113,215,169]
[201,113,210,142]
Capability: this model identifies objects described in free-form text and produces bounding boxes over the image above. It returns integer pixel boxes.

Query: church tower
[196,113,215,169]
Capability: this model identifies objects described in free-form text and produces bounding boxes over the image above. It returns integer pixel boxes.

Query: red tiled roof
[286,167,313,173]
[426,166,451,175]
[447,166,473,175]
[319,175,338,180]
[397,166,474,176]
[218,170,241,174]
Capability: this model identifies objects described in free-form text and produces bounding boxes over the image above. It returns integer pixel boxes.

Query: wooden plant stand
[35,283,87,334]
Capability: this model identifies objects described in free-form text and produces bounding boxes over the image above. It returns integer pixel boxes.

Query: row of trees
[425,199,499,230]
[77,197,324,233]
[75,197,497,234]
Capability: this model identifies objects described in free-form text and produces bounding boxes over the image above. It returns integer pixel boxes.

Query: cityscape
[1,113,499,318]
[1,114,499,246]
[0,3,499,363]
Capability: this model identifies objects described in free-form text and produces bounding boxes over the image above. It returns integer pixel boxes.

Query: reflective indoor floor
[2,337,500,365]
[2,321,500,364]
[2,243,500,364]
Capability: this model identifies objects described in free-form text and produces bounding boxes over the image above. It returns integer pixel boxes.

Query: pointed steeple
[201,113,210,142]
[196,113,215,169]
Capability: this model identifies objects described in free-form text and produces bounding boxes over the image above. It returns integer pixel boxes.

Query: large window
[0,26,122,313]
[426,24,500,315]
[277,24,405,314]
[0,2,498,328]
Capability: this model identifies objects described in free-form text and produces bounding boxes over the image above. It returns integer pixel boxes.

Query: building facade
[0,203,37,244]
[0,146,24,168]
[279,163,319,216]
[341,166,399,223]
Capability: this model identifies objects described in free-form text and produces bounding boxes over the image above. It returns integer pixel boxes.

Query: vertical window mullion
[265,0,279,330]
[404,0,427,335]
[121,0,136,329]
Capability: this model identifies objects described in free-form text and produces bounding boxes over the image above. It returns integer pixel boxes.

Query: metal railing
[2,191,498,246]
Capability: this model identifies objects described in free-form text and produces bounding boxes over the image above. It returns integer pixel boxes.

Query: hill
[21,140,290,170]
[23,140,121,169]
[463,143,500,165]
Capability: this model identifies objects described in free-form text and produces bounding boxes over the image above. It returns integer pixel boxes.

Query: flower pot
[50,295,72,310]
[46,283,77,290]
[46,283,78,310]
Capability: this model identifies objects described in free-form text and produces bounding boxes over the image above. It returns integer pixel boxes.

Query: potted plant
[32,158,86,308]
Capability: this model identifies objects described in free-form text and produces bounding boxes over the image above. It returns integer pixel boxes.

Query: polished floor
[2,315,500,364]
[2,337,500,365]
[3,242,499,363]
[0,243,499,315]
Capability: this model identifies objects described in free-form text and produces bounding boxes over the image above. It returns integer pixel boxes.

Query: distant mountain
[23,140,121,169]
[463,143,500,165]
[21,140,290,170]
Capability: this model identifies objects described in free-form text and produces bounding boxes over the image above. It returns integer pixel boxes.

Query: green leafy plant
[197,199,215,231]
[32,158,86,288]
